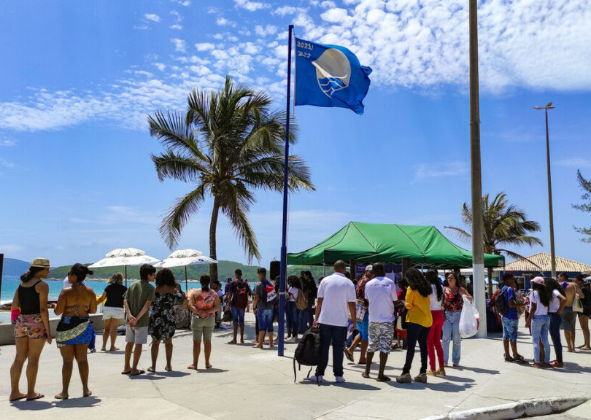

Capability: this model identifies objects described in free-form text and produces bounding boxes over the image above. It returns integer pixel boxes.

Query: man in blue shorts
[501,273,526,363]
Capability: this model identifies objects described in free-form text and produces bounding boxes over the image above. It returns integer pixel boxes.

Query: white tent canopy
[155,249,217,289]
[89,248,160,285]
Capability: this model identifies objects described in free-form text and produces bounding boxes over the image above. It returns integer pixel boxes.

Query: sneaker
[335,376,346,383]
[414,373,428,383]
[308,375,323,383]
[396,373,412,383]
[426,370,437,376]
[436,367,446,376]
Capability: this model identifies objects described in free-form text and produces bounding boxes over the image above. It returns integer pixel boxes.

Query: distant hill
[1,258,30,277]
[46,260,329,282]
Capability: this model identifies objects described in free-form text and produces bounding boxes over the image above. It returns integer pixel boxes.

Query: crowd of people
[8,257,591,401]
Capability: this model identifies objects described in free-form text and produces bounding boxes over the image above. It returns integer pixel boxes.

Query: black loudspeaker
[270,260,281,281]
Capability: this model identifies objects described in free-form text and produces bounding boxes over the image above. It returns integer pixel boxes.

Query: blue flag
[295,37,372,115]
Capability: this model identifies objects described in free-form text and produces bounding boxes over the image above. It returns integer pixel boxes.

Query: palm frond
[148,110,205,161]
[444,226,472,243]
[160,185,206,249]
[151,150,210,183]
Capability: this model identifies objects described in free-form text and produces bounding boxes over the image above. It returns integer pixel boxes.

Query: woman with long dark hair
[285,275,300,339]
[545,277,566,367]
[442,272,472,367]
[396,268,433,384]
[149,268,182,372]
[525,277,551,368]
[304,271,317,330]
[10,258,52,402]
[425,270,445,376]
[188,274,221,370]
[54,263,97,399]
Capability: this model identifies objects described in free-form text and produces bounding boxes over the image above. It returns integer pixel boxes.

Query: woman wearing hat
[9,258,52,402]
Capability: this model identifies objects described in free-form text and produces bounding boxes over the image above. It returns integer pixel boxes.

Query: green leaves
[573,170,591,242]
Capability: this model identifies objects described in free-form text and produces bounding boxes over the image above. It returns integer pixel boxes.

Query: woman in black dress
[148,268,182,372]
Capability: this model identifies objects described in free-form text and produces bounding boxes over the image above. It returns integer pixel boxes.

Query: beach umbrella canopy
[89,248,160,285]
[155,249,217,290]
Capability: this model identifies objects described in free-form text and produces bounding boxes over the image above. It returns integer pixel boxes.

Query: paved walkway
[1,312,590,420]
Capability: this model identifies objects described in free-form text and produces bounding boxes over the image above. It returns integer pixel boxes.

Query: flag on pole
[295,37,372,115]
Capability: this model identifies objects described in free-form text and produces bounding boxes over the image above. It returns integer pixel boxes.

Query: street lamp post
[534,102,556,278]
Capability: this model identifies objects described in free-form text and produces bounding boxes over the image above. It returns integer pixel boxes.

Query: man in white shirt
[362,263,399,382]
[309,260,356,383]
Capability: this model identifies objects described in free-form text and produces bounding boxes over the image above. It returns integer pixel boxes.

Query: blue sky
[1,0,590,268]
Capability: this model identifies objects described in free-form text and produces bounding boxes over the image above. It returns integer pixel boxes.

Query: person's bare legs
[347,334,361,359]
[25,338,45,400]
[358,340,369,364]
[74,344,91,396]
[56,346,75,399]
[110,319,120,351]
[240,325,245,343]
[10,338,29,401]
[377,352,390,381]
[131,344,143,375]
[204,340,212,368]
[150,339,160,372]
[363,351,374,378]
[230,325,238,344]
[164,339,173,371]
[269,332,274,348]
[253,331,265,348]
[188,340,201,369]
[565,330,575,352]
[102,319,111,351]
[503,340,510,358]
[578,315,590,350]
[510,341,520,359]
[123,342,133,373]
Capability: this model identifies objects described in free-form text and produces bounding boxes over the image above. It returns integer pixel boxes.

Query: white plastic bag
[459,295,480,338]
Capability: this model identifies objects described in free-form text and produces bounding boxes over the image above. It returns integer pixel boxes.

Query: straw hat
[30,258,50,268]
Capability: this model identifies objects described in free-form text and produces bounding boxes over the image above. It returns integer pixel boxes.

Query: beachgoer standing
[526,277,551,368]
[227,269,252,344]
[149,268,182,372]
[54,264,97,399]
[98,272,127,351]
[285,275,300,340]
[426,269,445,376]
[188,274,221,370]
[122,264,156,376]
[309,260,356,383]
[362,263,399,382]
[346,265,374,364]
[253,268,277,349]
[442,272,472,367]
[574,274,591,350]
[10,258,52,402]
[559,272,585,352]
[545,277,566,367]
[500,273,527,363]
[396,268,433,384]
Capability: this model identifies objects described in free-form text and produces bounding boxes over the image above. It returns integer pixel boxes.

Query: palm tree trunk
[209,196,220,284]
[487,266,494,298]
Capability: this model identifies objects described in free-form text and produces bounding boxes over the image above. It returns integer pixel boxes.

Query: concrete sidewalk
[1,312,590,420]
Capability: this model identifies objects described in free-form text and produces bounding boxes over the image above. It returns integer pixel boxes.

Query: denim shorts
[231,307,245,326]
[502,316,518,342]
[257,308,274,333]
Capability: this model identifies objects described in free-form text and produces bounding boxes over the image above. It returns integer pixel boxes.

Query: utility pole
[469,0,487,338]
[534,102,556,278]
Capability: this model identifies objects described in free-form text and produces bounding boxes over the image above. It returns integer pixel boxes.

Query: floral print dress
[149,292,182,341]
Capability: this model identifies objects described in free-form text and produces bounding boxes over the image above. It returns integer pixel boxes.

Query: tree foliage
[573,169,591,243]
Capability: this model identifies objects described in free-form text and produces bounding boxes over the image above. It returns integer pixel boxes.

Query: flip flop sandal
[26,393,44,401]
[121,370,132,375]
[504,356,515,362]
[9,395,27,402]
[130,370,145,376]
[344,350,354,362]
[147,367,156,373]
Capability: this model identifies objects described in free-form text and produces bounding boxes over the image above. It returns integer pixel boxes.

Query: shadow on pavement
[442,375,475,383]
[560,362,591,374]
[11,400,54,411]
[389,381,474,393]
[454,366,499,375]
[155,370,191,378]
[54,396,102,408]
[196,368,229,373]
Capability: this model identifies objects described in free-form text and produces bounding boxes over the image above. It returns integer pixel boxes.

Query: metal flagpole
[278,24,294,357]
[469,0,487,337]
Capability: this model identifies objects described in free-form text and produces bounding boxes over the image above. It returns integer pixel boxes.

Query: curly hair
[405,268,432,297]
[155,268,176,288]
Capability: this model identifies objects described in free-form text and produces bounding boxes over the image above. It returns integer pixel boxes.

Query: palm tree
[445,192,543,296]
[148,76,315,282]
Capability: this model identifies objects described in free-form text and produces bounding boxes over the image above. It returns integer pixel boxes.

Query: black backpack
[293,327,321,385]
[494,287,510,316]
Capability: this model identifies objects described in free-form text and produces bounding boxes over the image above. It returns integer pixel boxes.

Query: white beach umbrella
[155,249,217,290]
[89,248,160,286]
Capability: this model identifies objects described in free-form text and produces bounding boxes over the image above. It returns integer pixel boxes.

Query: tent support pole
[125,266,128,287]
[185,266,188,292]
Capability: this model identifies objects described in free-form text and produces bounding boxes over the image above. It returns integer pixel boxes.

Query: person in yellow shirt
[396,268,433,384]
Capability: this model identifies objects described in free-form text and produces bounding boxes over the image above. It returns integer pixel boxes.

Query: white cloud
[154,63,166,71]
[170,24,183,30]
[272,6,303,16]
[413,162,468,182]
[171,38,186,52]
[0,139,15,146]
[0,157,15,168]
[144,13,160,23]
[234,0,269,12]
[171,0,191,6]
[195,42,215,51]
[319,1,336,8]
[255,25,277,37]
[556,158,591,168]
[216,17,237,27]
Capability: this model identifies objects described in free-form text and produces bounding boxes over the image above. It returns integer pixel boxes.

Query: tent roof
[287,222,505,268]
[497,252,591,273]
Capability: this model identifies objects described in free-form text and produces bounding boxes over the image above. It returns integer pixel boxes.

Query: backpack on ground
[296,290,308,311]
[293,327,321,385]
[233,282,249,310]
[494,287,509,316]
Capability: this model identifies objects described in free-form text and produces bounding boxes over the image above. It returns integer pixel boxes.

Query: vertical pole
[185,265,189,293]
[125,265,128,287]
[278,24,294,357]
[0,253,4,303]
[469,0,487,337]
[545,108,556,279]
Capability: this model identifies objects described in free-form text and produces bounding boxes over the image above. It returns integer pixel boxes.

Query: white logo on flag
[312,48,351,98]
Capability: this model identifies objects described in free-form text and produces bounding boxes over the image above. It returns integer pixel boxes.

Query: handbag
[396,307,408,330]
[355,303,367,321]
[573,294,584,313]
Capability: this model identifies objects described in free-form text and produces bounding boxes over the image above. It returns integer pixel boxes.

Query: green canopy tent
[287,222,504,269]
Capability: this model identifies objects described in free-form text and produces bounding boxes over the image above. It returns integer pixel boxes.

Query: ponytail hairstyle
[544,277,565,298]
[21,266,46,282]
[199,273,211,292]
[70,263,94,283]
[532,281,551,308]
[405,268,432,297]
[425,269,443,302]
